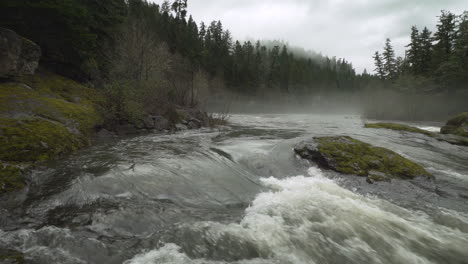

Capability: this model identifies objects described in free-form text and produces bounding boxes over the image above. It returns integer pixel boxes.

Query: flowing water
[1,114,468,264]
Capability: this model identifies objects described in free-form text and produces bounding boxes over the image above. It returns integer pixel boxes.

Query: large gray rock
[0,28,41,78]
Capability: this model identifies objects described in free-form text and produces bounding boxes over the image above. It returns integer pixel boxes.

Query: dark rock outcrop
[294,136,432,181]
[0,28,41,78]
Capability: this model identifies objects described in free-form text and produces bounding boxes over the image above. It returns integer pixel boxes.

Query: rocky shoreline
[0,29,222,197]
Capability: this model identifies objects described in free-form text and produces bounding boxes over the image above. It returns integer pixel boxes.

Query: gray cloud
[150,0,466,73]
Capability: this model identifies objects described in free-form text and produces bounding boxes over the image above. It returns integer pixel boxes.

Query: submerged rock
[0,28,41,78]
[294,136,432,181]
[441,112,468,138]
[365,123,434,137]
[366,122,468,147]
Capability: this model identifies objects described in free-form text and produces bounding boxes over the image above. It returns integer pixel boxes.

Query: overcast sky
[150,0,466,73]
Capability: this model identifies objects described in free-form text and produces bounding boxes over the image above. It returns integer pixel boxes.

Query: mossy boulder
[0,118,84,162]
[0,70,103,194]
[441,112,468,138]
[0,248,24,264]
[365,123,435,137]
[294,136,432,181]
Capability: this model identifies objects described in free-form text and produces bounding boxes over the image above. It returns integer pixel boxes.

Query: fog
[204,88,467,122]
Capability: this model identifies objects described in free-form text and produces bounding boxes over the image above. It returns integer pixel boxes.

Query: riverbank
[0,69,222,196]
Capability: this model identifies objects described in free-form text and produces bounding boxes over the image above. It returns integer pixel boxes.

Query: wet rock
[153,115,170,131]
[96,128,116,139]
[187,118,202,129]
[137,115,171,131]
[142,115,156,129]
[365,122,468,147]
[115,124,141,136]
[175,124,188,131]
[0,248,24,264]
[0,28,41,78]
[441,112,468,138]
[437,134,468,147]
[294,136,432,181]
[365,123,434,137]
[368,170,391,183]
[0,165,25,195]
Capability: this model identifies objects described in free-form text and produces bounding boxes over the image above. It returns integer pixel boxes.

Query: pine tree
[419,27,433,75]
[433,10,457,66]
[452,11,468,87]
[171,0,187,19]
[161,0,171,13]
[395,56,405,75]
[199,22,206,42]
[382,38,397,79]
[373,51,385,79]
[406,26,421,74]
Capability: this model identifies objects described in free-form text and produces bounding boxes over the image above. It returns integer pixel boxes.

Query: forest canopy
[0,0,466,120]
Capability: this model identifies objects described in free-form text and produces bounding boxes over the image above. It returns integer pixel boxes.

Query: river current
[1,114,468,264]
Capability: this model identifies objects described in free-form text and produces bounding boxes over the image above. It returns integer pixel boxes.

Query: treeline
[373,10,468,92]
[364,10,468,121]
[0,0,362,94]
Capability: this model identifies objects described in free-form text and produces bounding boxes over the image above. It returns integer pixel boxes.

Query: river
[1,114,468,264]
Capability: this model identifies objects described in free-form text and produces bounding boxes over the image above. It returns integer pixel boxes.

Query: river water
[1,114,468,264]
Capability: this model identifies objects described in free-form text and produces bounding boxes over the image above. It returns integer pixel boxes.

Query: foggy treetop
[152,0,467,73]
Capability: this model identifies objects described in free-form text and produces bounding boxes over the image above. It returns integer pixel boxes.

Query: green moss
[0,165,25,194]
[0,72,102,137]
[37,96,101,137]
[315,136,431,180]
[365,123,435,137]
[0,249,24,264]
[20,70,102,104]
[0,118,83,162]
[0,71,105,193]
[441,112,468,137]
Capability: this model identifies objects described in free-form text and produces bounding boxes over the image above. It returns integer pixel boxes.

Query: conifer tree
[373,51,385,79]
[406,26,421,74]
[419,27,433,75]
[433,10,457,66]
[382,38,397,79]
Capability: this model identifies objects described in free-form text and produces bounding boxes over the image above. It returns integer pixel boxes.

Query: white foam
[125,168,468,264]
[428,167,468,181]
[416,126,441,133]
[124,244,274,264]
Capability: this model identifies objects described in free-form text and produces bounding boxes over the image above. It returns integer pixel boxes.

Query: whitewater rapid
[125,167,468,264]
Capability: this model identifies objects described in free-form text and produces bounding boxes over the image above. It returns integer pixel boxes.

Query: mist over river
[1,114,468,264]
